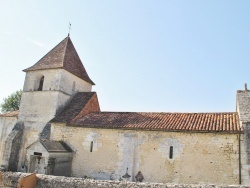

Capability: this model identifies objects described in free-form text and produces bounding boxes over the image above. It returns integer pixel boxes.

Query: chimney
[236,84,250,123]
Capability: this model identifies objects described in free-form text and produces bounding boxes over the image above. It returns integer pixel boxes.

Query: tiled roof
[68,112,242,133]
[23,36,95,85]
[51,92,100,123]
[0,110,19,117]
[41,139,73,152]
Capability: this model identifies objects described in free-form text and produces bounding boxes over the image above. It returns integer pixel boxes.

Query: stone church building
[0,36,250,185]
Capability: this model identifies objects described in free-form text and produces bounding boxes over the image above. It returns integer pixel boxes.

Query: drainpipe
[239,133,241,185]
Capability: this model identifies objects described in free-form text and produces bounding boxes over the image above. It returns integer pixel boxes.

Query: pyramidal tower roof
[23,36,95,85]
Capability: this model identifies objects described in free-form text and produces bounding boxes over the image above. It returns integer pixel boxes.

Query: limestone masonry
[0,172,249,188]
[0,36,250,185]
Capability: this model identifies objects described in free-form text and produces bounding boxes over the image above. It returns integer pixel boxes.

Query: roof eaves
[0,110,19,117]
[66,123,244,134]
[65,70,95,85]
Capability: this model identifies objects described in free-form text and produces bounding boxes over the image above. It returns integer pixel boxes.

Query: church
[0,36,250,185]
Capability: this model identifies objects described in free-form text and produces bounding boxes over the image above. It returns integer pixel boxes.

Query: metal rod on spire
[68,22,71,36]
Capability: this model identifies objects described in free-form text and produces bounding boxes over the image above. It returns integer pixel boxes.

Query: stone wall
[22,69,92,95]
[18,91,71,123]
[236,90,250,123]
[59,69,92,95]
[51,124,240,184]
[240,122,250,184]
[0,172,246,188]
[18,68,93,131]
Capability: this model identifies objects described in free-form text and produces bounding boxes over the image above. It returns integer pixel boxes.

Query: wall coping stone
[0,172,248,188]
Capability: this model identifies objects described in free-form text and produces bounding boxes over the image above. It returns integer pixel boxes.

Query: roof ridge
[61,36,70,68]
[59,37,95,85]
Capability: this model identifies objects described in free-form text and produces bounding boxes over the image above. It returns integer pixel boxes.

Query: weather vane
[68,22,71,36]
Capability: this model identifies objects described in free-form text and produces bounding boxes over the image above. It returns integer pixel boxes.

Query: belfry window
[169,146,173,159]
[38,76,44,91]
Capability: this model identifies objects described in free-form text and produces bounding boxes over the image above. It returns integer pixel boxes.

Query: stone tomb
[26,139,73,176]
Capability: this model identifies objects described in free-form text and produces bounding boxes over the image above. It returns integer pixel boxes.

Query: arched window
[38,76,44,91]
[169,146,173,159]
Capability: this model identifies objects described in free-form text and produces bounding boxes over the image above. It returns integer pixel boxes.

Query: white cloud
[27,37,46,48]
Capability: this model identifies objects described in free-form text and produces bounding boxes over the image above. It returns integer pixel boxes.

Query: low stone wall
[0,172,247,188]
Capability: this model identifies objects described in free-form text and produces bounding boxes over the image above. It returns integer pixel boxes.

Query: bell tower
[16,36,95,165]
[19,36,95,123]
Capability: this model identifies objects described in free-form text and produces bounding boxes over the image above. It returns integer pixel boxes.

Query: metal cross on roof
[68,22,72,36]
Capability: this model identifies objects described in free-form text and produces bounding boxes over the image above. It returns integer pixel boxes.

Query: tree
[0,90,22,113]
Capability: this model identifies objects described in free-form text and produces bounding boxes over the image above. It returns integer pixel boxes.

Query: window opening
[38,76,44,91]
[34,152,42,156]
[169,146,173,159]
[90,141,93,152]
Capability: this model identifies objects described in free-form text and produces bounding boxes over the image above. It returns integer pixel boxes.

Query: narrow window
[90,141,93,152]
[169,146,173,159]
[38,76,44,91]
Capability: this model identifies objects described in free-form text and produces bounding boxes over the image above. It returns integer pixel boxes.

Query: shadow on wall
[2,122,24,172]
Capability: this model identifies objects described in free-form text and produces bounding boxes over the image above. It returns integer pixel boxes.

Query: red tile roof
[68,112,241,133]
[23,36,95,85]
[51,92,100,123]
[0,110,19,117]
[51,92,241,133]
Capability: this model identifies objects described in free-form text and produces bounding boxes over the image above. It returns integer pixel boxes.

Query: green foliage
[0,90,22,113]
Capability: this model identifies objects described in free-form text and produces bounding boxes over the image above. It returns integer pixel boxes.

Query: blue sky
[0,1,250,112]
